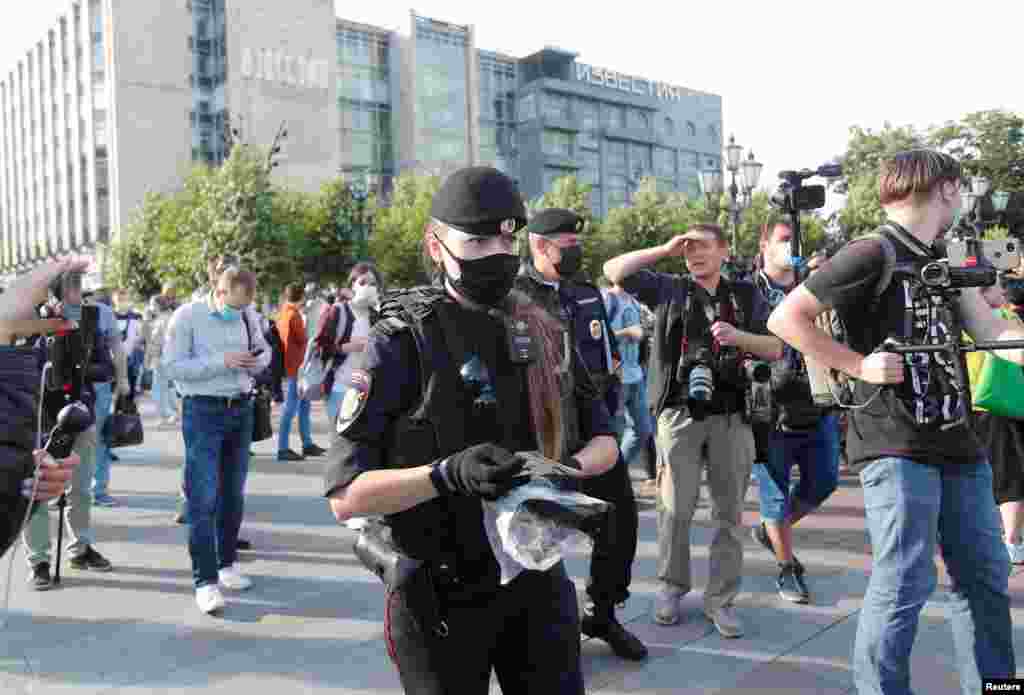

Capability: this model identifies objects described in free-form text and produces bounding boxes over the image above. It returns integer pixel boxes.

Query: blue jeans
[853,457,1014,695]
[91,382,114,497]
[754,414,840,522]
[277,377,312,452]
[182,397,254,589]
[326,387,345,426]
[615,380,653,473]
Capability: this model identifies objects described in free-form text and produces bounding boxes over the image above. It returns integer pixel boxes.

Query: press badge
[505,317,536,364]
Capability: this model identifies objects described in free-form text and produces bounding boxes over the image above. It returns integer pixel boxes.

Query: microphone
[42,403,93,460]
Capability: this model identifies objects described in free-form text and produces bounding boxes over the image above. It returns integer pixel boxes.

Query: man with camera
[23,271,119,589]
[604,224,782,637]
[163,266,270,615]
[0,258,87,560]
[749,217,840,605]
[769,149,1024,694]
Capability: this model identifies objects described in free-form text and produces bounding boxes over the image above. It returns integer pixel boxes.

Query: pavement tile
[593,646,761,694]
[716,660,853,695]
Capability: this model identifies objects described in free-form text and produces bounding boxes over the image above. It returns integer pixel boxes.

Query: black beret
[431,167,526,236]
[526,208,585,237]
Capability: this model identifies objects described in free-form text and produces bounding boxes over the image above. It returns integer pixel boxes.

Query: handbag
[103,395,144,448]
[969,308,1024,420]
[298,343,328,401]
[242,313,274,442]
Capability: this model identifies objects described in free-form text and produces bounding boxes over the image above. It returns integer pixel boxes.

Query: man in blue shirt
[602,282,654,485]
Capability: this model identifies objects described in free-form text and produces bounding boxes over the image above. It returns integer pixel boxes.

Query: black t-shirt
[803,232,983,467]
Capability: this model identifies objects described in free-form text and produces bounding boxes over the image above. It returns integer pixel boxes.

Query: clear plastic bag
[483,478,612,585]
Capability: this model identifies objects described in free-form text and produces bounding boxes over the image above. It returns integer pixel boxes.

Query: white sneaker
[1007,540,1024,565]
[654,583,684,625]
[344,517,368,531]
[218,563,252,591]
[196,585,225,614]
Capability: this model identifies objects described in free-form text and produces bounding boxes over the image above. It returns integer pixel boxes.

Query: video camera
[40,271,97,427]
[770,163,843,272]
[919,232,1021,291]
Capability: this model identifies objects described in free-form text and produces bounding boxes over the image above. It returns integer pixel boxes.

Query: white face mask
[769,241,794,270]
[352,283,378,308]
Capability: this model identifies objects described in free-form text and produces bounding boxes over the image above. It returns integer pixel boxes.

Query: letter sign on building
[241,47,329,91]
[575,61,685,102]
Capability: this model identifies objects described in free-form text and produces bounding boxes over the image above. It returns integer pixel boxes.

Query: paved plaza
[2,397,1024,694]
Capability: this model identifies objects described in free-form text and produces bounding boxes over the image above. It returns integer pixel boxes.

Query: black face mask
[553,244,583,278]
[435,234,519,307]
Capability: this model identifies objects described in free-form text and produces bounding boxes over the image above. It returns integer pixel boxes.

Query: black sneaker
[302,444,327,457]
[277,449,305,462]
[581,606,648,661]
[108,452,120,462]
[68,546,113,572]
[777,562,809,604]
[752,522,805,575]
[29,562,53,591]
[236,538,252,551]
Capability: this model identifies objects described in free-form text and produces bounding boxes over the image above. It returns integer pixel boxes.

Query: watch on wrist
[429,459,451,496]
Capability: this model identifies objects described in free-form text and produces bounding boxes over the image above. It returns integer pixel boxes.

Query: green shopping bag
[972,309,1024,419]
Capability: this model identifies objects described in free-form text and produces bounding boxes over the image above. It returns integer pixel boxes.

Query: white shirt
[333,306,371,393]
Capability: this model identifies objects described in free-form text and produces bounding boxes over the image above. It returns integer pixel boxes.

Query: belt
[186,393,252,409]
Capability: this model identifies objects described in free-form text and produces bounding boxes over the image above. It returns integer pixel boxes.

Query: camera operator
[769,149,1024,694]
[604,224,782,638]
[0,258,86,559]
[23,273,118,589]
[749,218,840,605]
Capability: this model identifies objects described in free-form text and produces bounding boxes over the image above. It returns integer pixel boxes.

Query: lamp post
[960,175,1011,237]
[700,134,762,258]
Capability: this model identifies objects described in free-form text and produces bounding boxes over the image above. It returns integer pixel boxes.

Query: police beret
[526,208,585,237]
[431,167,526,236]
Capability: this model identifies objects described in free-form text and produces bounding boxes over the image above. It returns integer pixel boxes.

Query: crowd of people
[5,148,1024,695]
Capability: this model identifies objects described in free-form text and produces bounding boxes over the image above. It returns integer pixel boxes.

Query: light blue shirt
[162,301,271,398]
[604,290,644,385]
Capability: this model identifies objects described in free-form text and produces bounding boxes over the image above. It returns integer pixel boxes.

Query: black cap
[526,208,585,237]
[430,167,526,236]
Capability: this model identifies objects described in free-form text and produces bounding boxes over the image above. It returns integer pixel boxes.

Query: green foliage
[369,173,441,289]
[928,110,1024,192]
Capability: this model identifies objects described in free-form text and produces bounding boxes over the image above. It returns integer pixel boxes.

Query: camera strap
[680,279,744,359]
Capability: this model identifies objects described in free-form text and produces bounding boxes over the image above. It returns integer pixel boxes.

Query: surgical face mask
[352,283,379,309]
[62,302,82,322]
[435,233,519,307]
[550,243,583,278]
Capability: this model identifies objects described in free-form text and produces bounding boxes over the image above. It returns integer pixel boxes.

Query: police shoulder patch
[589,319,603,340]
[336,369,373,434]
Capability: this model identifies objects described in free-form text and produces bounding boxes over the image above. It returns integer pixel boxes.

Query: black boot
[581,603,648,661]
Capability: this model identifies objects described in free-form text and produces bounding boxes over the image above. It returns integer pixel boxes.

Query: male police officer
[515,208,647,661]
[325,168,619,693]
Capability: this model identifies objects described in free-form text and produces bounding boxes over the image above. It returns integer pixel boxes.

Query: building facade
[0,3,722,274]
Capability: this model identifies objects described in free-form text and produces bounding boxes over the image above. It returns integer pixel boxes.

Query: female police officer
[323,167,618,695]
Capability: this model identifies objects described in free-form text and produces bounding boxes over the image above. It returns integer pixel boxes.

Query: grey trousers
[655,408,754,612]
[23,425,98,566]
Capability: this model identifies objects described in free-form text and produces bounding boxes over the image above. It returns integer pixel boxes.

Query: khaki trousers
[656,408,754,612]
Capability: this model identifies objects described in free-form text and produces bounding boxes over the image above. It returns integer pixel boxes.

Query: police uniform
[322,169,614,695]
[515,209,646,661]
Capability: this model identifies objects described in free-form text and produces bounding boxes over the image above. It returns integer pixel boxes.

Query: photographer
[23,272,117,589]
[750,219,839,605]
[769,149,1024,694]
[604,224,782,638]
[0,258,86,559]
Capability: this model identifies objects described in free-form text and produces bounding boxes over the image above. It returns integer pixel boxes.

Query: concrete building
[1,3,722,274]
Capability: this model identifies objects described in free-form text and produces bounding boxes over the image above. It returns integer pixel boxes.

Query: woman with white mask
[313,263,383,426]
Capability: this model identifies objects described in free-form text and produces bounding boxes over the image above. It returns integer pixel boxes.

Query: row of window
[521,92,718,141]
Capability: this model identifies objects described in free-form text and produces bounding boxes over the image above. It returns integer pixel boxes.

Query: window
[686,121,696,137]
[542,130,572,158]
[578,150,600,186]
[606,141,626,172]
[627,109,649,131]
[577,100,599,150]
[654,147,676,179]
[607,174,628,208]
[603,105,625,130]
[662,116,675,137]
[542,93,569,121]
[707,124,718,139]
[680,150,698,170]
[630,144,651,174]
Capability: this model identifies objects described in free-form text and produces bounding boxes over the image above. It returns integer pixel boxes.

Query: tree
[106,192,175,297]
[928,110,1024,192]
[369,173,441,288]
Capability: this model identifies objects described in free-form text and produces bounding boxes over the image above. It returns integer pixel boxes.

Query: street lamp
[960,175,1010,237]
[701,134,762,257]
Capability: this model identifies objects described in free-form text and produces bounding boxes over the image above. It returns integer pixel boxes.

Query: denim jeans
[614,380,654,472]
[853,457,1014,695]
[277,377,312,452]
[182,396,253,589]
[753,414,840,522]
[91,381,114,497]
[326,387,345,426]
[127,349,143,399]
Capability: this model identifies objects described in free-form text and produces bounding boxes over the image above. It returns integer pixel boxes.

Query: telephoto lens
[687,347,714,420]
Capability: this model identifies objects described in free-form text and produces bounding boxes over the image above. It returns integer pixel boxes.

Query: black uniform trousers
[582,448,639,607]
[384,562,584,695]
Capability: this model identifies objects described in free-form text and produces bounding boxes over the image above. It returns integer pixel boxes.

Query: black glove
[434,443,528,500]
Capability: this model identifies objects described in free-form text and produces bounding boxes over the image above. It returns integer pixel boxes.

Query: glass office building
[0,3,722,274]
